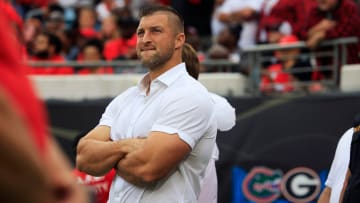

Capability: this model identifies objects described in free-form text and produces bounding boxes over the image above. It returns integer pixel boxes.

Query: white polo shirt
[99,63,217,203]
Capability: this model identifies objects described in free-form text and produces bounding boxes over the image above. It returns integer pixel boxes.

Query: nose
[141,31,152,43]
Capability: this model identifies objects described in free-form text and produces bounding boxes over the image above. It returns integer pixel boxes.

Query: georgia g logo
[280,167,321,202]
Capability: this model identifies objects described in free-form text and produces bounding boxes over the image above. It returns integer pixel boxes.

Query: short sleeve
[151,88,215,149]
[325,128,353,187]
[210,93,236,132]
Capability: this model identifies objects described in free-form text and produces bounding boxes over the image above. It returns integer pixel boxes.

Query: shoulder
[339,128,353,144]
[168,76,212,103]
[335,128,353,152]
[109,86,138,105]
[161,77,214,112]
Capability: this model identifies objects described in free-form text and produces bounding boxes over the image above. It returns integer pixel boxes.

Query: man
[76,5,217,203]
[212,0,264,49]
[29,31,74,74]
[0,6,88,203]
[302,0,360,62]
[317,128,352,203]
[340,116,360,202]
[182,42,236,203]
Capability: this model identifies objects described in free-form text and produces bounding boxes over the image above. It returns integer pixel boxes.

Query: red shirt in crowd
[302,0,360,64]
[73,169,116,203]
[29,55,74,75]
[103,34,137,60]
[257,0,317,42]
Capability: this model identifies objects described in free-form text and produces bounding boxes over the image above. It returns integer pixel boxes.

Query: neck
[148,60,180,81]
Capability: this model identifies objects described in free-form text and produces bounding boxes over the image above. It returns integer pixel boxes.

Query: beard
[138,44,174,71]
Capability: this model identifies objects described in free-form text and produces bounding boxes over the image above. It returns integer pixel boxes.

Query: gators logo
[242,167,283,203]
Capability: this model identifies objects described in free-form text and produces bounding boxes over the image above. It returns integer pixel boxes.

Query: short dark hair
[139,4,184,33]
[41,31,62,54]
[81,38,104,54]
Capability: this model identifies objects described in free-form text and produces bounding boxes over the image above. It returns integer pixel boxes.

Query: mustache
[139,42,156,51]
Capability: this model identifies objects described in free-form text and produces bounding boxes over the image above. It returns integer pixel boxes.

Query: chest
[110,89,165,140]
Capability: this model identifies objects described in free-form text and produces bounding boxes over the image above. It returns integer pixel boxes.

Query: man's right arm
[76,125,127,176]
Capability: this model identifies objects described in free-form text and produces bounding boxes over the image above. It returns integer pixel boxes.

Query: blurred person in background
[100,11,120,41]
[206,24,242,72]
[301,0,360,83]
[0,3,89,202]
[77,38,114,74]
[66,6,100,60]
[96,0,125,21]
[212,0,264,50]
[43,3,66,33]
[76,6,100,39]
[102,7,138,62]
[256,0,290,44]
[318,127,353,203]
[182,42,236,203]
[29,31,74,74]
[43,3,74,59]
[303,0,360,53]
[260,35,313,94]
[257,0,316,44]
[340,115,360,202]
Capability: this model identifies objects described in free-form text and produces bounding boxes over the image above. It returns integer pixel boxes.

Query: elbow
[138,167,167,184]
[75,154,85,172]
[76,155,105,176]
[75,141,87,172]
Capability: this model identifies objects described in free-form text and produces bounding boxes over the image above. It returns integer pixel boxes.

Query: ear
[175,33,185,50]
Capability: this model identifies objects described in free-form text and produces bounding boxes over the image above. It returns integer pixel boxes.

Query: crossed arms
[76,125,191,187]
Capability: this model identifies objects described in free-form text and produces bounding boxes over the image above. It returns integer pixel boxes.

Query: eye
[151,27,162,33]
[137,30,144,37]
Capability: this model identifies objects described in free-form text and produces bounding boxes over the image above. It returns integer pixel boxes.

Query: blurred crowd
[3,0,360,91]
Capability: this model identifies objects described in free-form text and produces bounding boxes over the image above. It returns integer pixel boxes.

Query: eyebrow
[137,25,163,32]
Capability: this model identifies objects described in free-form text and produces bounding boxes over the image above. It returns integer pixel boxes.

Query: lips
[141,46,156,51]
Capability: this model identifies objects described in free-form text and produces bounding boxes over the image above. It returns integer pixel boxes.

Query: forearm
[307,31,326,49]
[116,150,157,187]
[317,186,331,203]
[115,133,190,187]
[308,25,325,38]
[115,138,153,187]
[76,138,127,176]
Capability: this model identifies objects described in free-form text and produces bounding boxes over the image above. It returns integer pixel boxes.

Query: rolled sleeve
[152,87,214,149]
[152,124,196,148]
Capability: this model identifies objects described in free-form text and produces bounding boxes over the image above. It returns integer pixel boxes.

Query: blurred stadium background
[7,0,360,202]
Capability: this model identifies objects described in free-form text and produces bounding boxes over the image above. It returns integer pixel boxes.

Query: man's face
[136,12,176,71]
[317,0,338,11]
[83,45,101,61]
[33,34,50,58]
[34,34,49,52]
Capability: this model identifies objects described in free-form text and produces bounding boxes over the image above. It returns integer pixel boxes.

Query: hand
[218,13,232,24]
[316,19,336,31]
[306,31,326,49]
[119,138,146,154]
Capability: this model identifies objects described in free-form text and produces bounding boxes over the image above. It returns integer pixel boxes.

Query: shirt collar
[155,62,186,86]
[138,62,187,93]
